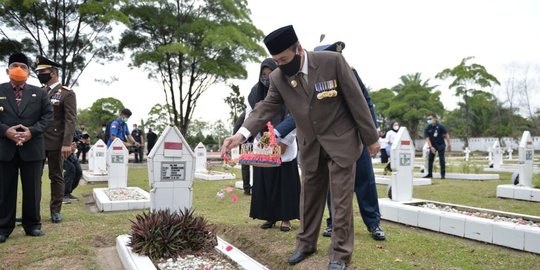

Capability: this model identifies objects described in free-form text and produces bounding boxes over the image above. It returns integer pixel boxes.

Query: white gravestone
[518,131,534,187]
[195,142,207,173]
[147,125,195,212]
[487,146,493,163]
[507,146,513,161]
[422,142,430,173]
[390,127,415,202]
[492,141,503,169]
[92,139,107,174]
[464,147,471,162]
[107,138,129,188]
[88,147,94,172]
[231,147,240,161]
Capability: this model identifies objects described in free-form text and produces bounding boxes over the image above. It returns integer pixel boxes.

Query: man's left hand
[61,145,72,159]
[367,141,381,156]
[447,145,452,152]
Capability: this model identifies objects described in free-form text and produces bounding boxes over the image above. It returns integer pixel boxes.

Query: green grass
[1,166,540,270]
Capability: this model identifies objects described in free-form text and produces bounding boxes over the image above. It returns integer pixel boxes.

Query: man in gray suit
[222,25,379,270]
[0,52,53,243]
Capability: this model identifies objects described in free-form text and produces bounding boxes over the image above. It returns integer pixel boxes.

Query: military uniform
[36,56,77,222]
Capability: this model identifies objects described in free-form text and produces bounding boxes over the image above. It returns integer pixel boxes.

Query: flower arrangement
[238,122,281,167]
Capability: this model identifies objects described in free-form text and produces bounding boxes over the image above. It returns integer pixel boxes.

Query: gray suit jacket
[243,51,378,169]
[0,82,53,161]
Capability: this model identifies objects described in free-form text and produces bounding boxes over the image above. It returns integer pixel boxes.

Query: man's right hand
[221,133,245,157]
[4,125,24,145]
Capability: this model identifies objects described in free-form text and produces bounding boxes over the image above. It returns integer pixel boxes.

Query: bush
[128,208,217,261]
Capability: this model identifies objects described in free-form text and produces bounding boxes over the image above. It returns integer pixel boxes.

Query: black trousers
[0,151,42,236]
[63,156,82,195]
[241,164,251,190]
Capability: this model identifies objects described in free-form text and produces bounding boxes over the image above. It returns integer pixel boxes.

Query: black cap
[314,41,345,53]
[8,52,29,66]
[263,25,298,55]
[35,55,62,71]
[120,108,132,116]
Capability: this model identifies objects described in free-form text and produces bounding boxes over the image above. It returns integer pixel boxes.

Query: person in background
[146,128,158,155]
[107,108,140,150]
[35,55,77,223]
[76,133,91,163]
[63,141,81,203]
[378,130,389,164]
[221,26,380,270]
[0,52,53,243]
[384,122,399,175]
[246,58,301,232]
[131,124,144,163]
[423,113,451,179]
[232,111,252,195]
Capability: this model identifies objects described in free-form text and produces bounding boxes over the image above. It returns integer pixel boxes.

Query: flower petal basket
[238,122,282,167]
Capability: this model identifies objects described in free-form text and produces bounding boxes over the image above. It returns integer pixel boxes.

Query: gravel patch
[157,253,239,270]
[420,202,540,227]
[104,188,147,201]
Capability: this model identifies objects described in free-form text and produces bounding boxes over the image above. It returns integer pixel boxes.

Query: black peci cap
[35,55,62,71]
[314,41,346,53]
[8,52,29,66]
[263,25,298,55]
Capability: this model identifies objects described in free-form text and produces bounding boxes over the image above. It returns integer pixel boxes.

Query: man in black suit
[0,52,53,243]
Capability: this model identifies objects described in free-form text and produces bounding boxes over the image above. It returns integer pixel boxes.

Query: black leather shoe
[422,174,433,178]
[67,194,79,201]
[287,250,315,265]
[243,189,251,196]
[51,212,62,223]
[368,226,386,241]
[25,229,44,237]
[322,226,332,237]
[0,235,7,243]
[260,221,275,229]
[328,261,347,270]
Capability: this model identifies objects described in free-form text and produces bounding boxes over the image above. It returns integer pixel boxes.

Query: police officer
[423,113,451,179]
[35,56,77,223]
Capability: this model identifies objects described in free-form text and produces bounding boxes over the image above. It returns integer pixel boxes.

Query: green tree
[385,73,444,139]
[0,0,129,86]
[370,88,395,129]
[224,84,246,126]
[436,57,500,146]
[77,97,124,132]
[118,0,266,135]
[145,103,174,134]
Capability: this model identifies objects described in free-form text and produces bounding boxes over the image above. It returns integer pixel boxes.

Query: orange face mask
[8,67,29,82]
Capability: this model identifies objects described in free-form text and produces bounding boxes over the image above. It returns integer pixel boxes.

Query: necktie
[297,73,308,94]
[14,86,22,107]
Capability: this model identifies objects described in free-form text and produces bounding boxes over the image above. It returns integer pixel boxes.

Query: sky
[11,0,540,130]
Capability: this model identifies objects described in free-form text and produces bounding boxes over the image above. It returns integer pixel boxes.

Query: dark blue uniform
[424,122,448,177]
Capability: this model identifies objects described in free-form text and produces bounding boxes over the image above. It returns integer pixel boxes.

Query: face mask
[8,67,28,82]
[393,125,400,130]
[279,54,301,76]
[37,73,52,84]
[102,127,106,132]
[427,120,433,125]
[260,75,270,87]
[122,117,129,123]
